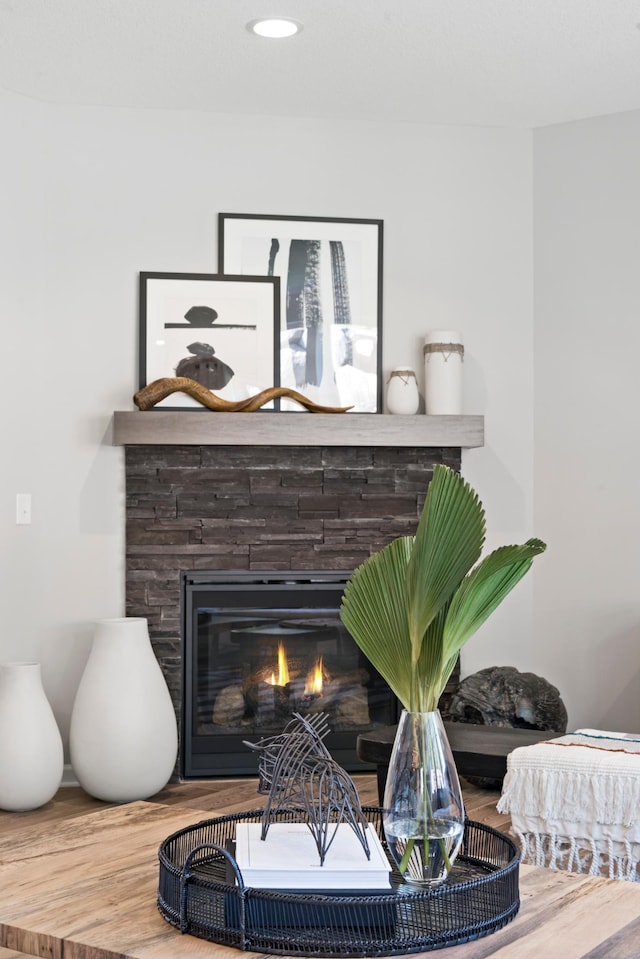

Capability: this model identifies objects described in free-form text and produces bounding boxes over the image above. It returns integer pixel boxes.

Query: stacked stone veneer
[124,443,461,769]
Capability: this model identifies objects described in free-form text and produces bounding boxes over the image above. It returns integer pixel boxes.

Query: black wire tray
[157,807,520,956]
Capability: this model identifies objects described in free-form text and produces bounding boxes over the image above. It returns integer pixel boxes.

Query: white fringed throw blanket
[497,729,640,881]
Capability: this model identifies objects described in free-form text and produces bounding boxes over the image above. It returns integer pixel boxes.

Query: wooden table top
[1,798,639,959]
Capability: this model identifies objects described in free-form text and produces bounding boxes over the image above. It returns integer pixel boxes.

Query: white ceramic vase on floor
[70,617,178,803]
[0,662,64,811]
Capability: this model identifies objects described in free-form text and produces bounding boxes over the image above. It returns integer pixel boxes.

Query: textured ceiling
[1,0,640,127]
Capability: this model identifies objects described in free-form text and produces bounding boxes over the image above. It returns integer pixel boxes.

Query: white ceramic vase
[0,662,63,811]
[70,617,178,802]
[386,368,420,414]
[423,330,464,414]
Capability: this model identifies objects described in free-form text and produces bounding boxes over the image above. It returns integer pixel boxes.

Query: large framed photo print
[139,272,280,409]
[219,214,383,412]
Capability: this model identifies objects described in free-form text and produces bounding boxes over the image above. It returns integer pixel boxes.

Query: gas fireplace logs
[212,646,370,729]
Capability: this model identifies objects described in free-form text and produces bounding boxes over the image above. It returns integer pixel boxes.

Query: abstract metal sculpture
[244,712,371,866]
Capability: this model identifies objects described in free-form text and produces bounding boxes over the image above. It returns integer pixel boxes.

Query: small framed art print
[139,271,280,409]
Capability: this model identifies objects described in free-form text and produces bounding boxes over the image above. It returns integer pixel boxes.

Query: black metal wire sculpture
[244,712,371,866]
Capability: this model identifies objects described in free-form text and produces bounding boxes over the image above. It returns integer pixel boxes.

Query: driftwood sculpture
[445,666,568,732]
[244,712,371,865]
[134,377,352,413]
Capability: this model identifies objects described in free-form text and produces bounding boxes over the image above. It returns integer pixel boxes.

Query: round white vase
[70,617,178,803]
[0,662,63,811]
[386,367,420,414]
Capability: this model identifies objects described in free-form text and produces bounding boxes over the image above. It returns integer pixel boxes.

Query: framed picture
[139,272,280,409]
[219,214,383,412]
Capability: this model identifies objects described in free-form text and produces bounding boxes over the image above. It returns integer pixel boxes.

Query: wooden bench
[357,722,556,802]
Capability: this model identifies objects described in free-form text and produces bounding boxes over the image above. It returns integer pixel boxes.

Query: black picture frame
[218,214,383,413]
[139,271,280,410]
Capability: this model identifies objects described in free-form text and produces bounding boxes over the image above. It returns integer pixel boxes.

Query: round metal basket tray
[158,807,520,956]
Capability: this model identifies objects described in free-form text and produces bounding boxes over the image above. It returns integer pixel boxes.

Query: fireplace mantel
[112,411,484,448]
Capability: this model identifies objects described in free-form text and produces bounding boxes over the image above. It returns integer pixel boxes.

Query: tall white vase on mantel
[0,662,64,811]
[70,617,178,803]
[423,330,464,415]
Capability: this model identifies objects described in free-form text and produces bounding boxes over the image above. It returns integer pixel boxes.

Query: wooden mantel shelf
[112,411,484,448]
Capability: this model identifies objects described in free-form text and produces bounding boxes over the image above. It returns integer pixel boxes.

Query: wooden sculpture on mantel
[133,377,352,413]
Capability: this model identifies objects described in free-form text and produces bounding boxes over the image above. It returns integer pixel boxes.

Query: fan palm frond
[340,536,414,709]
[442,538,547,661]
[340,465,546,713]
[406,465,485,667]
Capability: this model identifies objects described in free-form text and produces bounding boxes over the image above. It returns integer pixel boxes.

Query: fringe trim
[513,828,640,882]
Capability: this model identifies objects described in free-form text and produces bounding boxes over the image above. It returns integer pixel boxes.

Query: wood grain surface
[0,776,638,959]
[112,410,485,449]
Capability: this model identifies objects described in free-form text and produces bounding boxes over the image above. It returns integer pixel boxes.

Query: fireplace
[182,569,399,777]
[115,413,483,780]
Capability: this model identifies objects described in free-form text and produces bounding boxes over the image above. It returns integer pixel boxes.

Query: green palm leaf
[411,603,451,711]
[442,538,547,660]
[340,465,546,713]
[406,465,486,664]
[340,536,414,708]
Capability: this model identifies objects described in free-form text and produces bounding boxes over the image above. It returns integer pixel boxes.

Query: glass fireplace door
[182,571,399,777]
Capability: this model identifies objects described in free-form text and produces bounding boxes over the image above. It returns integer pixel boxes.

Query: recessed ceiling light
[247,18,302,39]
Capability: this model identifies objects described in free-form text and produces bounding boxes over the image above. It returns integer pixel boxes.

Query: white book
[234,821,392,891]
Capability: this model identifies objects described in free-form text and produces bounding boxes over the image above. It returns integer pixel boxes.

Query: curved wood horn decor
[133,377,353,414]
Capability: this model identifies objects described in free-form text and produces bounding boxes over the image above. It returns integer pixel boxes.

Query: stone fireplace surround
[113,411,484,776]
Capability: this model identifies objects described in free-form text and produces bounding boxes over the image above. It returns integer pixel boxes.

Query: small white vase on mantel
[386,367,420,415]
[69,617,178,803]
[0,662,64,811]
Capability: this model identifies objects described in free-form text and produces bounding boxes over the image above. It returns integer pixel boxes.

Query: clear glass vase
[383,709,465,885]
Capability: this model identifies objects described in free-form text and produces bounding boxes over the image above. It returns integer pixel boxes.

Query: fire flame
[265,645,324,696]
[267,641,290,687]
[304,657,324,696]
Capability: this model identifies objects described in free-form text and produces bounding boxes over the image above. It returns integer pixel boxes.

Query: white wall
[0,88,536,758]
[533,109,640,732]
